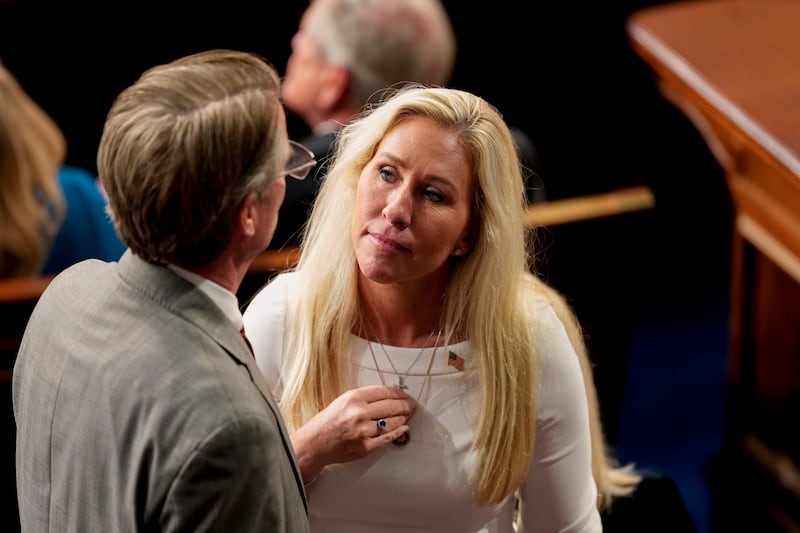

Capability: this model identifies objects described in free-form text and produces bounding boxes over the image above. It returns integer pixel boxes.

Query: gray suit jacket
[13,251,309,532]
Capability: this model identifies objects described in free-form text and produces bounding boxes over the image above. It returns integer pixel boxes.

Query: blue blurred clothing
[41,166,125,274]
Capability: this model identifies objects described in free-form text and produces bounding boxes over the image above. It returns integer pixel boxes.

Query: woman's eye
[424,189,445,202]
[378,167,395,182]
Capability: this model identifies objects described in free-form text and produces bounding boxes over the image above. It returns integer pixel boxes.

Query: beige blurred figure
[282,0,455,133]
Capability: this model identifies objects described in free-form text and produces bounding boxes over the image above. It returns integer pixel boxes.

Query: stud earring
[452,248,463,256]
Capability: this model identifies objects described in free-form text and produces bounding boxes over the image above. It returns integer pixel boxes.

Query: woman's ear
[453,231,477,257]
[460,217,479,252]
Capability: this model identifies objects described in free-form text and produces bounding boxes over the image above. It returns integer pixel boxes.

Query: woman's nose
[382,188,412,227]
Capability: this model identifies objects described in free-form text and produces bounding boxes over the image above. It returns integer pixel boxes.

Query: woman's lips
[368,232,410,253]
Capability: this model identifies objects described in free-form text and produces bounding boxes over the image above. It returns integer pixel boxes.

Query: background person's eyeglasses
[282,140,317,180]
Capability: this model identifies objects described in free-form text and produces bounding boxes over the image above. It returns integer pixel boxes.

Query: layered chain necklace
[366,328,442,447]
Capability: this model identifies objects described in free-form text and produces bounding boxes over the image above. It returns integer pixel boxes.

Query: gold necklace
[366,330,441,447]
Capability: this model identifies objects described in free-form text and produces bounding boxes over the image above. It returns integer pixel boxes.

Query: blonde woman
[244,85,639,532]
[0,61,124,278]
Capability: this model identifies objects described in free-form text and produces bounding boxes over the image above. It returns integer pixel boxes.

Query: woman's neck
[358,278,445,347]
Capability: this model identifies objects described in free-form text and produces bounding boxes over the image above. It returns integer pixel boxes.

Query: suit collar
[167,263,243,330]
[117,251,308,506]
[117,251,252,368]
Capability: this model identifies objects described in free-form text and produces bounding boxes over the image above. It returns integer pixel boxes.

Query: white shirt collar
[167,264,242,330]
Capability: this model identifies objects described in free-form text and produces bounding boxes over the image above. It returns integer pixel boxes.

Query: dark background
[0,0,733,441]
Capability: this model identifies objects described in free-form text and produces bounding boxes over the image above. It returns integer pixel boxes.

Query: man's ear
[238,191,259,237]
[317,64,350,110]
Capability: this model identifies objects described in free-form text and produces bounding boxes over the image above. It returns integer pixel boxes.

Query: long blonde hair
[279,85,639,506]
[0,61,66,277]
[532,275,641,510]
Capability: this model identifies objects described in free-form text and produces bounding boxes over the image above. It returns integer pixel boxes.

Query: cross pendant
[396,376,408,390]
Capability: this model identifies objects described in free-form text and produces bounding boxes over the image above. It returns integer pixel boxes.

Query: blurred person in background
[0,60,124,279]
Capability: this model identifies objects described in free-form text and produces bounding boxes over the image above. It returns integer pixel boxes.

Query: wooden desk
[627,0,800,529]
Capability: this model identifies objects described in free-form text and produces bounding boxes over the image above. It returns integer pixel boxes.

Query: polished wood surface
[628,0,800,264]
[627,0,800,166]
[628,0,800,529]
[0,274,53,303]
[524,186,655,228]
[247,245,302,274]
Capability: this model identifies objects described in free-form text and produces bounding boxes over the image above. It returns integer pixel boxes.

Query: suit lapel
[117,252,308,506]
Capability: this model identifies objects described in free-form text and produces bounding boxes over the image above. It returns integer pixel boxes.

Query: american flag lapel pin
[447,350,464,371]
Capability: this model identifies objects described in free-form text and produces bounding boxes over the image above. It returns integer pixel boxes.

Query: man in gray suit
[12,49,315,532]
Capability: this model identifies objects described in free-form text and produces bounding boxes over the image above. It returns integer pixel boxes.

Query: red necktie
[240,326,254,356]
